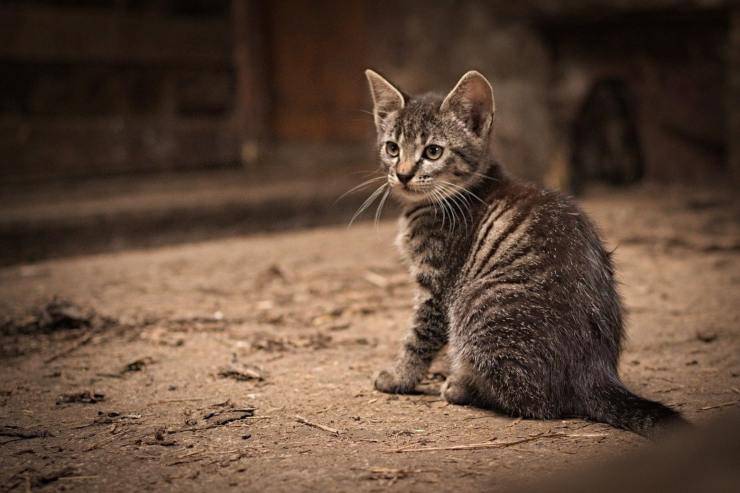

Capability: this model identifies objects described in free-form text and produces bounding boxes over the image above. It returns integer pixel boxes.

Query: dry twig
[0,426,52,440]
[387,432,608,453]
[697,400,739,412]
[44,332,97,364]
[363,271,390,289]
[295,415,341,435]
[58,475,100,481]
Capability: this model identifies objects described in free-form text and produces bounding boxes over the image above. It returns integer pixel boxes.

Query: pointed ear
[440,71,495,138]
[365,69,406,128]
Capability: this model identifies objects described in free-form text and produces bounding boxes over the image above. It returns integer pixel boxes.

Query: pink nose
[397,172,415,185]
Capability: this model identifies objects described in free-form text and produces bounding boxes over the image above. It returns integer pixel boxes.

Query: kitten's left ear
[441,71,495,138]
[365,69,406,129]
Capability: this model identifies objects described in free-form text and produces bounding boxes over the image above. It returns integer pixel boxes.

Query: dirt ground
[0,184,739,492]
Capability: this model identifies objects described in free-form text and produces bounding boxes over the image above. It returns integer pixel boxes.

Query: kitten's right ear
[365,69,406,128]
[441,71,495,138]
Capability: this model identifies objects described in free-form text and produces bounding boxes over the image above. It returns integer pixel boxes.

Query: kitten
[364,69,685,437]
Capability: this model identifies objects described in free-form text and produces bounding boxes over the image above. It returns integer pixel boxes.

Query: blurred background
[0,0,737,265]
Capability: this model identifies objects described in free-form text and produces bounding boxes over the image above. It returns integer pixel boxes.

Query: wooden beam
[729,8,740,182]
[0,116,240,183]
[0,5,231,67]
[231,0,271,166]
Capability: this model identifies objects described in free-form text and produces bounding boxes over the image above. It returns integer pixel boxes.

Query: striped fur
[366,70,686,437]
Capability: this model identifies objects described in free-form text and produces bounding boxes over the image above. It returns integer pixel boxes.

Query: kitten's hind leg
[375,297,447,394]
[470,355,558,419]
[441,367,476,406]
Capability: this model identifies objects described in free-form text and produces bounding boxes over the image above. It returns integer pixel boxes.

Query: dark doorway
[571,79,644,192]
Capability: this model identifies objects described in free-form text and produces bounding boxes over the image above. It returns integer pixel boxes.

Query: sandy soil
[0,185,738,492]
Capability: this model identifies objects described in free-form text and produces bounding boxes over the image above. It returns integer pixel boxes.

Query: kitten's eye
[423,144,444,160]
[385,141,399,157]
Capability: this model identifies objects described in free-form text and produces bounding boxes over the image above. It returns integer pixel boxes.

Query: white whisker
[374,188,391,228]
[431,188,448,231]
[434,185,457,234]
[348,184,387,227]
[439,179,486,206]
[335,176,386,204]
[471,171,499,183]
[441,184,469,233]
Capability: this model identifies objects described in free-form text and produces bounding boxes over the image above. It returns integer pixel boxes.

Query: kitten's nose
[396,172,415,185]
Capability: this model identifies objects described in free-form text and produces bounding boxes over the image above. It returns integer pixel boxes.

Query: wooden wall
[267,0,369,143]
[1,1,736,187]
[0,1,238,184]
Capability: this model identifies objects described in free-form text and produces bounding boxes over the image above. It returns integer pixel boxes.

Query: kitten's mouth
[390,182,431,201]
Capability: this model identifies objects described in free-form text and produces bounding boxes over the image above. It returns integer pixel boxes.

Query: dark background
[0,0,737,264]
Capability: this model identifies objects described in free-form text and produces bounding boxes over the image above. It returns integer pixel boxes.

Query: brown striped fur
[364,70,686,437]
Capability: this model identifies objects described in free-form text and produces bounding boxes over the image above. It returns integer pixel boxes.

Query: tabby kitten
[364,69,685,437]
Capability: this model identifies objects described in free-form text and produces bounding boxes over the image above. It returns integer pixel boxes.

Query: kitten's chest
[394,215,416,266]
[395,211,469,275]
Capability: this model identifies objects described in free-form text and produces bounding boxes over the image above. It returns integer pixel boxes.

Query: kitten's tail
[587,382,689,438]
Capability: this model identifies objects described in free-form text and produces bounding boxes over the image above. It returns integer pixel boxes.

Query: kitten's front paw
[441,378,473,406]
[374,369,415,394]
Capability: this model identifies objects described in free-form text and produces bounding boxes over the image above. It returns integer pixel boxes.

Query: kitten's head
[365,70,495,204]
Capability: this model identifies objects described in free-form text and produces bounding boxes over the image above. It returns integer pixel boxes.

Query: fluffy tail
[587,382,689,438]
